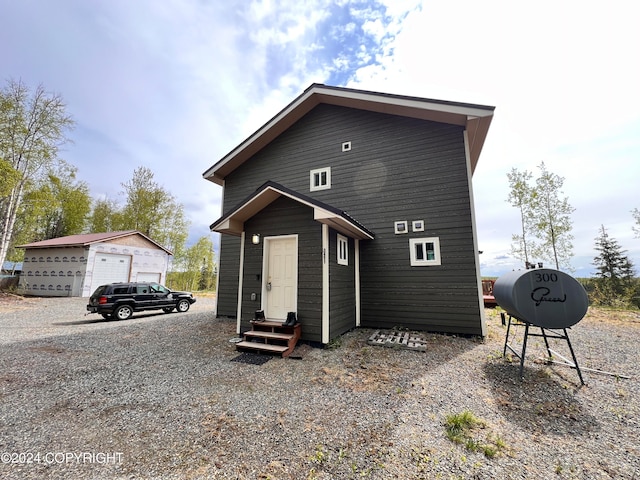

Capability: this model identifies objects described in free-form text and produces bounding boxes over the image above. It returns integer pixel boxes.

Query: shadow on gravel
[54,311,169,326]
[484,362,600,436]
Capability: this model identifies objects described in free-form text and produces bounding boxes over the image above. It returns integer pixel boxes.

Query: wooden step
[244,331,293,341]
[250,320,289,328]
[235,341,288,354]
[239,320,302,357]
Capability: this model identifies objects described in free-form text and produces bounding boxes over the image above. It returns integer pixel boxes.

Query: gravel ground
[1,293,639,479]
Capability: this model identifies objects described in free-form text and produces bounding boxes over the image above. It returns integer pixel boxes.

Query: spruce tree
[592,225,636,306]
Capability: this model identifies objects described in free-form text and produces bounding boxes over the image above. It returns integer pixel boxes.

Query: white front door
[264,236,297,320]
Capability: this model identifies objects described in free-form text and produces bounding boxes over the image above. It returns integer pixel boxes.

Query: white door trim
[261,234,298,320]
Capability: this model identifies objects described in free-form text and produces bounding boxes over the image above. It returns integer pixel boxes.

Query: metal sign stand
[502,313,585,385]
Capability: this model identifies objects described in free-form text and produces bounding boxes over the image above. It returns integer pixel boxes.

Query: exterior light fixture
[251,234,260,245]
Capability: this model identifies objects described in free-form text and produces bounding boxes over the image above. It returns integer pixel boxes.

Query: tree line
[0,79,215,292]
[507,163,639,308]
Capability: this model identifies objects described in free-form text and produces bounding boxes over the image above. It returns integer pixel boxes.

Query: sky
[1,0,638,278]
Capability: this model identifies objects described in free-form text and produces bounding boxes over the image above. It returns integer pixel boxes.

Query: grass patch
[444,410,506,458]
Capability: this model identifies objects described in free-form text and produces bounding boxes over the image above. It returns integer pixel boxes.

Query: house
[16,231,172,297]
[204,84,494,344]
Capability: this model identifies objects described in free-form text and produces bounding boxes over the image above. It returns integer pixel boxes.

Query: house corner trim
[322,224,329,343]
[236,231,246,334]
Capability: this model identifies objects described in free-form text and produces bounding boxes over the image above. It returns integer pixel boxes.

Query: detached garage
[16,231,172,297]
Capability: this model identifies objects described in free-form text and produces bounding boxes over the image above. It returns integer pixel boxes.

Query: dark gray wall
[216,235,240,317]
[215,104,483,336]
[329,231,356,339]
[241,197,324,343]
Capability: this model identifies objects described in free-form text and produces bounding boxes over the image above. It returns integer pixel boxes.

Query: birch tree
[507,167,538,267]
[632,208,640,238]
[0,79,74,266]
[7,168,90,260]
[531,162,575,270]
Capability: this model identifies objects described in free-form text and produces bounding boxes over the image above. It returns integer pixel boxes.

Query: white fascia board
[313,208,373,240]
[315,86,494,119]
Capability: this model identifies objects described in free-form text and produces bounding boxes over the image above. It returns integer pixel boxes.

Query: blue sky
[1,0,639,277]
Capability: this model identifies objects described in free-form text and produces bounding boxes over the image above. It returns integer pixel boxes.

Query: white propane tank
[493,268,589,329]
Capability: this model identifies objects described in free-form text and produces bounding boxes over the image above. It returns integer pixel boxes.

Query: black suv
[86,282,196,320]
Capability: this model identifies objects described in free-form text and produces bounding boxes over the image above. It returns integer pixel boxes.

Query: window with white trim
[310,167,331,191]
[337,234,348,265]
[394,221,408,234]
[409,237,441,266]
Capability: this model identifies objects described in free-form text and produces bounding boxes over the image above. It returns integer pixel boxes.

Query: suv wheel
[114,305,133,320]
[176,299,191,313]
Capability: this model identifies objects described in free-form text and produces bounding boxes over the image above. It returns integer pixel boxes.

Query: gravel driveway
[1,295,639,479]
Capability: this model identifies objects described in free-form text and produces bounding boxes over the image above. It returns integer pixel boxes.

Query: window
[412,220,425,232]
[394,221,408,234]
[337,234,348,266]
[310,167,331,191]
[342,141,351,152]
[409,237,441,266]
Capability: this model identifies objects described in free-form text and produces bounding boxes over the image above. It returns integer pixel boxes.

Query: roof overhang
[210,181,374,240]
[203,84,495,185]
[16,230,173,255]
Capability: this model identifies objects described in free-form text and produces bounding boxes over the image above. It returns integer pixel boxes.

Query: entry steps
[235,320,301,357]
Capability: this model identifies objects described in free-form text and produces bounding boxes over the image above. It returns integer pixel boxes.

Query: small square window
[337,234,348,266]
[342,141,351,152]
[412,220,425,232]
[409,237,441,266]
[310,167,331,191]
[394,221,408,234]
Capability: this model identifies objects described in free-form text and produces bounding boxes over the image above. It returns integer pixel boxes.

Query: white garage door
[92,253,131,288]
[137,272,161,283]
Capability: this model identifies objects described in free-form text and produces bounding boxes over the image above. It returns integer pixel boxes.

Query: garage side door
[92,253,131,289]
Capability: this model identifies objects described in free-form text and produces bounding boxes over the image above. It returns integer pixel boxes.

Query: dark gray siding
[329,231,356,339]
[241,197,324,343]
[217,104,482,336]
[216,235,240,317]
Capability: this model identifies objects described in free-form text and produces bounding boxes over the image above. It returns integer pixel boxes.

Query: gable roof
[203,84,495,186]
[210,181,375,240]
[16,230,173,255]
